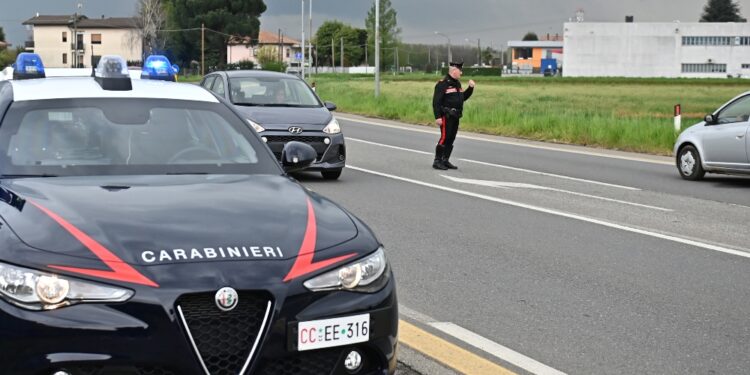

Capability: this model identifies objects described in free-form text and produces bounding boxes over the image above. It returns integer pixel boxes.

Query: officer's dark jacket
[432,74,474,119]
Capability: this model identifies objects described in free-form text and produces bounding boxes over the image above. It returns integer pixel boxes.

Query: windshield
[229,76,320,107]
[0,98,281,177]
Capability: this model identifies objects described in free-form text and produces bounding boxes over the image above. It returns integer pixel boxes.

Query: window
[211,77,226,96]
[742,64,750,69]
[681,63,727,73]
[91,34,102,45]
[682,36,733,46]
[286,48,290,58]
[62,32,67,43]
[717,95,750,124]
[229,77,320,106]
[201,75,216,89]
[62,53,67,65]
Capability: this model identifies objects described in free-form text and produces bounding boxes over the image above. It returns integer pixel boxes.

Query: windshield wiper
[0,174,58,178]
[263,103,301,107]
[165,172,209,175]
[233,102,265,107]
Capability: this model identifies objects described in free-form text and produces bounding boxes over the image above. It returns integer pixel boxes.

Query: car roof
[8,77,219,103]
[217,70,301,79]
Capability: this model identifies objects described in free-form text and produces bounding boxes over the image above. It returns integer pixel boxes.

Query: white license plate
[156,67,167,75]
[297,313,370,351]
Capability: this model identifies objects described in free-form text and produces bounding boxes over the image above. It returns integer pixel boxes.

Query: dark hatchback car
[201,71,345,180]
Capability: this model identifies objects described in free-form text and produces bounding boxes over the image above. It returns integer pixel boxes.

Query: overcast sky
[3,0,750,49]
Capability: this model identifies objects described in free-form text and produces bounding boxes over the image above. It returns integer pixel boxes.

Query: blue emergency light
[12,53,46,80]
[141,55,179,82]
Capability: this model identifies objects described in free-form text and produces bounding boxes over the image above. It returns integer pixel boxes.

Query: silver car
[674,92,750,180]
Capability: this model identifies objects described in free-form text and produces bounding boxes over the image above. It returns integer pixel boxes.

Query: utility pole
[278,29,282,61]
[201,23,205,75]
[364,43,368,73]
[301,0,305,79]
[340,37,344,72]
[308,0,312,77]
[477,38,481,66]
[374,0,380,97]
[331,37,335,71]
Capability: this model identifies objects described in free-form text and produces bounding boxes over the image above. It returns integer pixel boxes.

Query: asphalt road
[298,114,750,375]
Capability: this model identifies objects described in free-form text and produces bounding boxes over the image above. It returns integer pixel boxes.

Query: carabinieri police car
[0,54,397,375]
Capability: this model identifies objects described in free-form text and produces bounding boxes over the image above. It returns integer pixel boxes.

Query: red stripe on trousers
[439,116,447,145]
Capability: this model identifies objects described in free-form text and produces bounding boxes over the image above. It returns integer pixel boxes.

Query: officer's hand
[468,80,476,88]
[435,118,443,126]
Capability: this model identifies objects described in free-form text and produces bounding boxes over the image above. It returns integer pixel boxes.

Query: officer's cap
[449,61,464,69]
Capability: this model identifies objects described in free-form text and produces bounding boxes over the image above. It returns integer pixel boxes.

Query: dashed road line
[338,115,673,166]
[347,137,641,191]
[348,165,750,260]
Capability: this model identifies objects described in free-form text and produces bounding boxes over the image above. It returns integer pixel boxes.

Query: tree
[131,0,168,60]
[165,0,266,69]
[0,26,5,43]
[522,32,539,41]
[365,0,401,70]
[314,21,365,67]
[700,0,746,22]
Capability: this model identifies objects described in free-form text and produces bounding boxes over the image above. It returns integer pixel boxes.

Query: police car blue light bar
[94,55,132,91]
[12,53,46,80]
[141,55,179,82]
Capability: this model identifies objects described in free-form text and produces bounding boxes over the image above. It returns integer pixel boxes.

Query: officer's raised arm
[463,80,476,101]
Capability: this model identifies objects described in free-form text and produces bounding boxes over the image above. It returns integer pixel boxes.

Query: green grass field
[308,73,749,155]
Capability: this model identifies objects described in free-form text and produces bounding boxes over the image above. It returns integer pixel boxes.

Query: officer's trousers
[435,115,460,160]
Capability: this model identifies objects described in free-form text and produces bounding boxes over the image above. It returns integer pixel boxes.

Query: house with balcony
[23,14,142,68]
[227,30,303,66]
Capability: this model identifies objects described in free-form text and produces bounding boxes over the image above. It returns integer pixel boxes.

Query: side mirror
[324,102,337,111]
[281,141,317,173]
[704,114,716,125]
[172,64,180,74]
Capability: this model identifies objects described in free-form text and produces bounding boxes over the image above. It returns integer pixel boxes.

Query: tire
[677,145,705,180]
[321,169,342,180]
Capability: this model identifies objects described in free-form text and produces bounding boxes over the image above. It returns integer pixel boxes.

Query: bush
[440,67,502,76]
[262,61,287,72]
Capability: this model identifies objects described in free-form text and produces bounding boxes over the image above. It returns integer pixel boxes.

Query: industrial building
[507,40,563,74]
[563,22,750,78]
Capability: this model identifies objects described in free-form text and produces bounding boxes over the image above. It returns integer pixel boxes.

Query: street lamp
[434,31,451,65]
[465,38,481,66]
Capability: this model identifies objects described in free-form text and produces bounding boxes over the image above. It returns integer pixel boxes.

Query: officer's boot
[432,145,448,170]
[443,145,458,169]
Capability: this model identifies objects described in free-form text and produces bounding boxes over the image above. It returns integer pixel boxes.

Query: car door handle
[737,134,746,139]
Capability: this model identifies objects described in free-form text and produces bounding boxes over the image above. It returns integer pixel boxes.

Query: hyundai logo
[288,126,303,134]
[215,287,239,311]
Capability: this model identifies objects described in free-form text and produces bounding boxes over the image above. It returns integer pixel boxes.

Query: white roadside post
[674,104,682,132]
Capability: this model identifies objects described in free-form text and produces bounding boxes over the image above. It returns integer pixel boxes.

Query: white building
[564,22,750,78]
[227,31,302,66]
[23,15,141,68]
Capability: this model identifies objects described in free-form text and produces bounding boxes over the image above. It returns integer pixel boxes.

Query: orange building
[508,41,563,74]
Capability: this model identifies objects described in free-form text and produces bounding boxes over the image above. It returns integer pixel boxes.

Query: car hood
[0,175,358,266]
[233,105,332,130]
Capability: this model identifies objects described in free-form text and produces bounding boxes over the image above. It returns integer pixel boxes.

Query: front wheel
[321,169,342,180]
[677,145,705,180]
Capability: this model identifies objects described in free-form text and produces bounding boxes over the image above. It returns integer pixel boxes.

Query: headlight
[247,118,265,133]
[304,248,388,292]
[322,117,341,134]
[0,262,133,310]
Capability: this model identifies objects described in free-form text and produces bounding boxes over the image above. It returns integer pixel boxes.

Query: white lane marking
[338,115,673,166]
[399,304,567,375]
[348,137,641,191]
[458,158,641,191]
[431,323,567,375]
[441,175,673,212]
[348,165,750,259]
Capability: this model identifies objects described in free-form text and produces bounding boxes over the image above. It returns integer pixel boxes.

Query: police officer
[432,61,475,170]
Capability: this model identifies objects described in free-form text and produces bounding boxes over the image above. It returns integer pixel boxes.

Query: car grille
[255,348,343,375]
[265,135,328,161]
[61,366,175,375]
[176,292,271,375]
